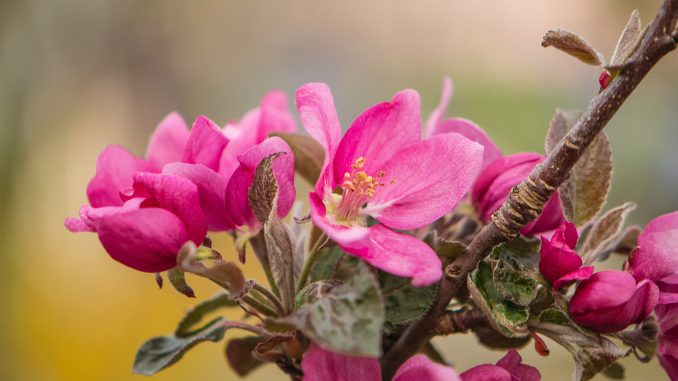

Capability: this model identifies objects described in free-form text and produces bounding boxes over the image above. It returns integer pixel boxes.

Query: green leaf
[225,336,264,377]
[295,279,342,308]
[249,152,296,312]
[607,10,643,70]
[175,291,238,337]
[467,262,529,338]
[602,362,625,379]
[271,132,324,185]
[489,238,542,306]
[529,309,628,381]
[309,246,359,283]
[579,202,636,265]
[284,261,384,357]
[133,317,228,376]
[177,242,246,294]
[380,271,437,334]
[542,29,605,66]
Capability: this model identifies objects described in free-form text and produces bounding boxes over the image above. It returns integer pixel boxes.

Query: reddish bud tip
[154,272,164,289]
[599,71,612,91]
[531,332,550,356]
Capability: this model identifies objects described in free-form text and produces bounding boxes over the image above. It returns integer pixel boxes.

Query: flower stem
[295,234,329,293]
[252,281,286,316]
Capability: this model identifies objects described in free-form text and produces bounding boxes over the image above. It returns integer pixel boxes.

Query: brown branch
[381,1,678,378]
[435,308,487,335]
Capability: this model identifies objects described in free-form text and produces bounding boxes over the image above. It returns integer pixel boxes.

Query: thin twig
[252,281,286,316]
[381,1,678,378]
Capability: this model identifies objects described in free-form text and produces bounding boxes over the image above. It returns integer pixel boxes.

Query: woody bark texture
[381,1,678,379]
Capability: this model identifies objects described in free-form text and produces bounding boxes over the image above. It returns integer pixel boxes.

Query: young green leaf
[283,261,384,357]
[607,10,643,70]
[177,242,246,294]
[529,309,628,381]
[133,317,229,376]
[542,29,605,66]
[579,202,636,265]
[167,267,195,298]
[467,262,529,338]
[270,132,325,185]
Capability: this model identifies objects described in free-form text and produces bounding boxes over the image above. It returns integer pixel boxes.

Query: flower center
[330,157,386,224]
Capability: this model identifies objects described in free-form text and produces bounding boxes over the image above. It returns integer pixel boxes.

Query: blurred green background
[1,1,676,380]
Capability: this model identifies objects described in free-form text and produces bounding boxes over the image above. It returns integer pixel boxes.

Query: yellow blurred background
[1,1,676,380]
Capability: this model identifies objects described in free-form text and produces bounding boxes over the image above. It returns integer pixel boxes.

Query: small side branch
[381,1,678,379]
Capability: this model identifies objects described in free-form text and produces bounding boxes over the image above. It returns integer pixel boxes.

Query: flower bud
[539,221,593,289]
[656,304,678,380]
[569,270,658,333]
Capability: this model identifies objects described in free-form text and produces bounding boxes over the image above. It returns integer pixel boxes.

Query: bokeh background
[1,0,676,380]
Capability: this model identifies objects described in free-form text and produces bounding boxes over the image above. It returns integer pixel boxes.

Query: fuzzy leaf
[473,324,531,350]
[295,279,342,308]
[602,362,625,379]
[133,317,228,375]
[607,10,643,70]
[489,238,542,307]
[580,202,636,265]
[249,153,296,312]
[271,132,324,185]
[468,262,529,338]
[175,291,238,337]
[561,133,613,225]
[168,267,195,298]
[545,109,582,154]
[309,246,358,283]
[225,336,264,377]
[380,271,437,334]
[284,261,384,357]
[542,29,605,66]
[529,309,628,381]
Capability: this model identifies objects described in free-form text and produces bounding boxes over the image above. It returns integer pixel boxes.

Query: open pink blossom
[65,173,206,272]
[471,153,564,236]
[460,349,540,381]
[539,221,593,289]
[628,211,678,304]
[425,77,502,171]
[301,344,459,381]
[568,270,658,333]
[297,83,483,286]
[656,303,678,380]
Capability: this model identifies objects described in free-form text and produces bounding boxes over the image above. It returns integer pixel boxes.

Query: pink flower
[459,350,540,381]
[656,303,678,380]
[628,211,678,304]
[301,344,459,381]
[568,270,658,333]
[539,221,593,289]
[297,83,483,286]
[425,77,502,171]
[471,153,565,236]
[65,173,207,272]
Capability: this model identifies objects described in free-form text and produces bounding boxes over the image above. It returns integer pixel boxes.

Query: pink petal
[365,133,483,230]
[570,271,637,312]
[460,364,512,381]
[553,266,593,289]
[550,221,578,249]
[225,137,296,228]
[220,111,260,179]
[657,274,678,304]
[425,77,453,137]
[471,153,542,209]
[301,344,381,381]
[86,145,154,207]
[431,118,502,171]
[182,115,229,172]
[296,83,343,194]
[495,350,541,381]
[630,211,678,284]
[64,215,94,232]
[393,354,460,381]
[364,225,443,287]
[332,89,421,188]
[95,207,189,272]
[257,90,297,141]
[132,172,207,245]
[163,162,234,231]
[146,112,190,169]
